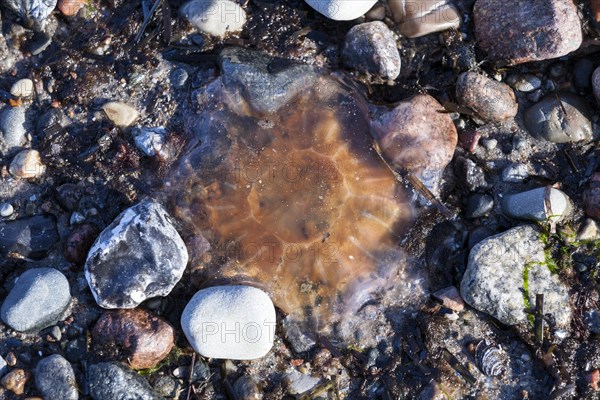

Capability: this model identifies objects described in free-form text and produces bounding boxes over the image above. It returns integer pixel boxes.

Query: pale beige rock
[10,79,34,98]
[389,0,461,38]
[102,101,139,127]
[9,150,45,179]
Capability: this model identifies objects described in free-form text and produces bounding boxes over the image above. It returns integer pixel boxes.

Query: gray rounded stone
[460,225,571,326]
[342,21,401,80]
[0,106,27,153]
[85,199,188,309]
[35,354,78,400]
[0,268,71,333]
[181,285,276,360]
[88,362,163,400]
[524,92,592,143]
[502,187,572,223]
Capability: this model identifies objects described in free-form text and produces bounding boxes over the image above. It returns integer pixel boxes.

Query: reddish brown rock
[1,369,30,395]
[455,72,518,122]
[432,286,465,312]
[63,222,100,265]
[474,0,582,64]
[92,308,174,369]
[371,94,457,190]
[58,0,86,16]
[585,173,600,220]
[592,0,600,22]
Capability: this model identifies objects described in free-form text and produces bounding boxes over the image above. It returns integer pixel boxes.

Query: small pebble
[170,68,188,88]
[0,369,30,395]
[9,149,45,179]
[0,356,6,378]
[432,286,465,312]
[466,194,494,219]
[502,163,529,183]
[481,138,497,150]
[304,0,377,20]
[57,0,86,16]
[63,222,100,265]
[577,219,600,242]
[0,203,14,217]
[10,79,34,98]
[102,101,139,127]
[180,0,247,37]
[502,187,572,223]
[0,106,27,152]
[455,71,517,122]
[573,58,594,92]
[29,33,52,56]
[507,74,541,92]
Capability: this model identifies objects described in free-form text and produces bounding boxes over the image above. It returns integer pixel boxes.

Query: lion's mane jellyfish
[163,48,418,333]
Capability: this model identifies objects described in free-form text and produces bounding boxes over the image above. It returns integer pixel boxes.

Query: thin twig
[186,352,196,400]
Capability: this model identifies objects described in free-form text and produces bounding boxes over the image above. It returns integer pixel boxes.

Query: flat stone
[88,362,164,400]
[35,355,78,400]
[9,149,45,179]
[217,47,318,115]
[0,215,59,260]
[524,92,592,143]
[92,308,174,369]
[460,225,571,326]
[432,286,465,312]
[342,21,401,80]
[456,71,517,122]
[181,285,276,360]
[502,187,572,223]
[285,368,321,395]
[304,0,377,20]
[85,199,188,309]
[1,268,71,333]
[0,106,27,153]
[371,94,457,192]
[180,0,246,38]
[390,0,461,38]
[102,101,139,128]
[473,0,582,64]
[10,79,34,98]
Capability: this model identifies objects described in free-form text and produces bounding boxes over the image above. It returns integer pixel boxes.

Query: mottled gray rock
[457,157,489,192]
[342,21,401,80]
[88,362,163,400]
[304,0,377,20]
[455,72,517,122]
[181,285,276,360]
[1,268,71,332]
[2,0,56,23]
[85,200,188,309]
[0,107,27,154]
[524,92,592,143]
[0,215,59,260]
[460,225,571,326]
[35,355,78,400]
[217,47,318,115]
[473,0,582,64]
[180,0,246,38]
[502,187,572,223]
